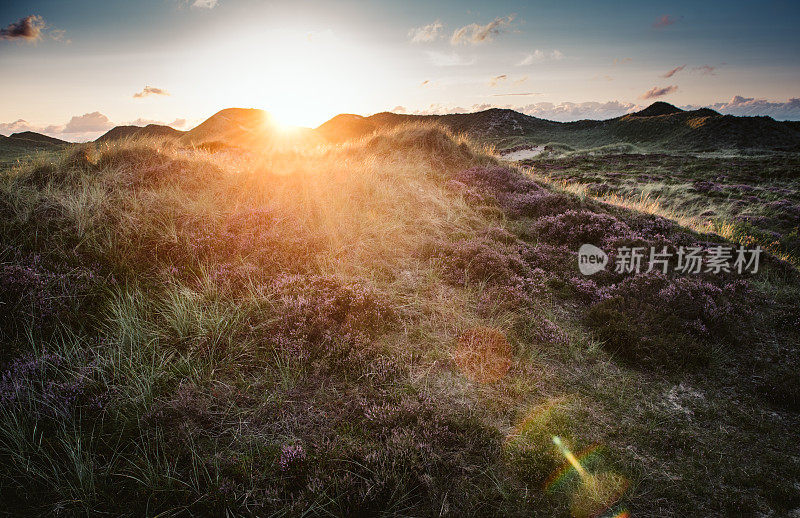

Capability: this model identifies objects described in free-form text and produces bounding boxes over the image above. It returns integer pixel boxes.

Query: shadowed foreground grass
[1,126,799,516]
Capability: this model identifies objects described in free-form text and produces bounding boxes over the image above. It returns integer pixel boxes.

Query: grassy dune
[1,126,799,516]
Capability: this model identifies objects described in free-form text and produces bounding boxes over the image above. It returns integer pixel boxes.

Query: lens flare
[549,436,630,518]
[545,438,603,491]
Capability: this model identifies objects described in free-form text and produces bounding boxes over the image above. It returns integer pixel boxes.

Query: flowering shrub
[587,271,751,369]
[0,254,100,339]
[429,234,534,287]
[451,166,540,195]
[278,443,307,473]
[270,274,396,343]
[449,166,578,219]
[531,210,634,247]
[0,351,99,420]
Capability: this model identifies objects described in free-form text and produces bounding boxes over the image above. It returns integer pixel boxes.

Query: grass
[1,126,799,516]
[526,152,800,267]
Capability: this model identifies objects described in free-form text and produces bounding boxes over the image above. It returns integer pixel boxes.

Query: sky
[1,0,799,141]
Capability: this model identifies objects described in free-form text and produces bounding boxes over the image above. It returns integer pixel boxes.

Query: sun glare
[188,27,390,128]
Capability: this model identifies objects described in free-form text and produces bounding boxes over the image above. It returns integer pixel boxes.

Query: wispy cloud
[661,64,718,78]
[133,86,171,99]
[411,104,469,115]
[191,0,218,8]
[425,51,476,67]
[653,15,681,28]
[613,57,632,66]
[692,64,717,75]
[490,92,541,97]
[451,15,514,45]
[0,15,46,42]
[489,74,508,87]
[641,85,678,99]
[662,64,686,78]
[516,49,563,66]
[408,21,442,43]
[420,80,431,87]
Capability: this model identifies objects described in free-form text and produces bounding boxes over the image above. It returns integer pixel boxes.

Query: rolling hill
[314,102,800,152]
[3,102,799,159]
[96,124,184,142]
[0,131,69,156]
[179,108,318,148]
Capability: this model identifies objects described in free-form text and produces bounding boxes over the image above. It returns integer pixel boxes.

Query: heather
[0,129,799,516]
[527,152,800,266]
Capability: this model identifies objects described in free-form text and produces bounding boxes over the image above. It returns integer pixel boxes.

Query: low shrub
[586,272,750,369]
[0,253,102,342]
[531,209,634,248]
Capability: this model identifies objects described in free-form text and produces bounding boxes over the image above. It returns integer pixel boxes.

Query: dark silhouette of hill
[626,101,685,118]
[96,124,184,142]
[313,102,800,151]
[0,131,69,155]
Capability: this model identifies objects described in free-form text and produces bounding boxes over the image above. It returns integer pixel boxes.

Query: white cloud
[192,0,218,8]
[517,49,564,66]
[0,119,38,134]
[408,101,637,121]
[408,21,442,43]
[518,101,638,121]
[63,112,113,133]
[425,51,476,67]
[689,96,800,120]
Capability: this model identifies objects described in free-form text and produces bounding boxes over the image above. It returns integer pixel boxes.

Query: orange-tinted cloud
[133,86,170,98]
[451,15,514,45]
[662,65,686,78]
[0,15,45,41]
[653,15,681,28]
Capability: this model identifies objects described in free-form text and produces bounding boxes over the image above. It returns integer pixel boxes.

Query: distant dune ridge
[3,102,800,153]
[0,131,69,154]
[96,124,184,142]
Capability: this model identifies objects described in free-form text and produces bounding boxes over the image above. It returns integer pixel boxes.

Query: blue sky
[1,0,799,140]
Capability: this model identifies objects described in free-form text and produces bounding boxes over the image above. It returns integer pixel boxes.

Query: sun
[188,27,388,129]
